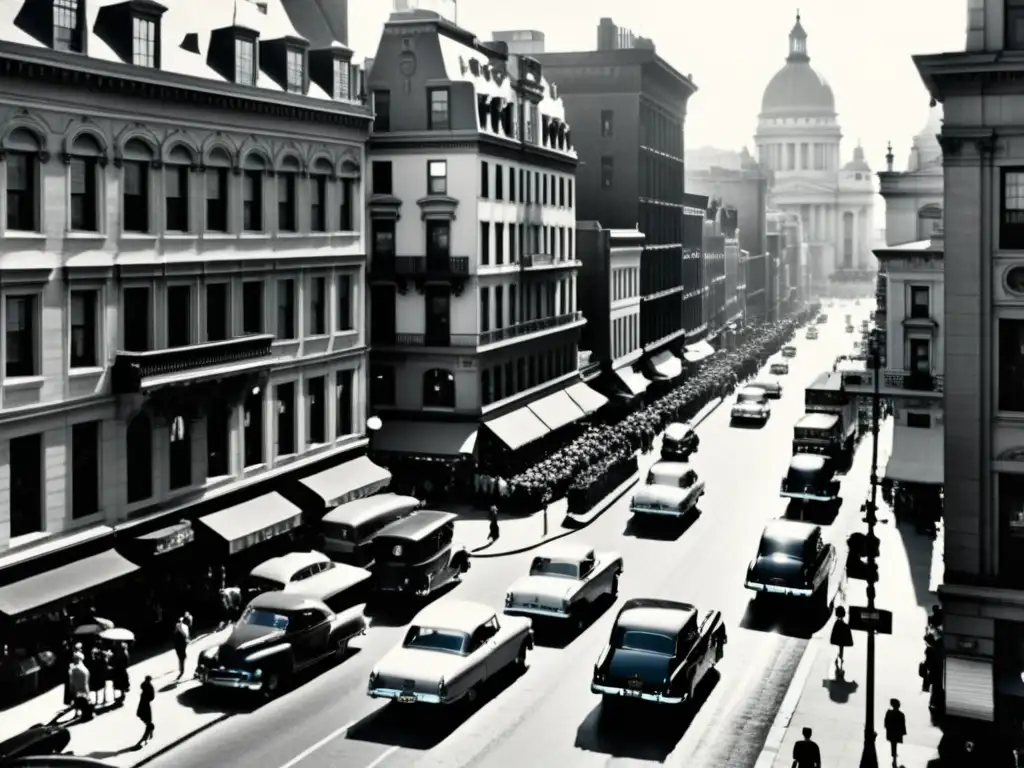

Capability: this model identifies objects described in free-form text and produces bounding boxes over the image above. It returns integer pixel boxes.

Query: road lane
[142,301,872,768]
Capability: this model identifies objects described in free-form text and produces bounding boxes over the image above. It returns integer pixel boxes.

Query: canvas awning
[528,390,586,432]
[197,493,304,556]
[614,368,650,397]
[884,424,944,485]
[649,351,683,380]
[565,382,608,415]
[372,420,478,457]
[485,408,550,451]
[684,340,715,363]
[0,551,139,620]
[299,456,392,507]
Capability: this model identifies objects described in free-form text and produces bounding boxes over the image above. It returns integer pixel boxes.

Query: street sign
[848,606,892,635]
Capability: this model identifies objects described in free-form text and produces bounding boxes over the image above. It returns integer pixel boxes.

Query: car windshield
[241,608,290,630]
[759,536,806,559]
[737,391,765,403]
[618,630,675,656]
[403,627,470,655]
[530,558,579,579]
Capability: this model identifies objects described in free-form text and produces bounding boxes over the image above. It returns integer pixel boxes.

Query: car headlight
[368,671,378,688]
[505,593,513,607]
[252,668,263,679]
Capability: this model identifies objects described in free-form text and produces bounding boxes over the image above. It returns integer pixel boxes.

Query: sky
[348,0,966,228]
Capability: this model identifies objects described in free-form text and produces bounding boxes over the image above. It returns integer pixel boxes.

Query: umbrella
[72,623,108,637]
[99,627,136,643]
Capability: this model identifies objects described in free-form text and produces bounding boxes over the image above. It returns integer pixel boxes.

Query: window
[495,285,504,328]
[480,287,490,333]
[428,160,447,195]
[206,403,230,478]
[277,279,296,339]
[372,161,392,195]
[509,167,516,201]
[9,433,42,536]
[277,382,296,456]
[906,412,932,429]
[428,88,450,130]
[336,369,354,434]
[235,38,256,86]
[243,170,262,231]
[495,165,504,201]
[5,295,35,377]
[337,274,352,330]
[559,177,565,207]
[601,110,613,137]
[1004,169,1024,249]
[480,221,491,266]
[53,0,82,52]
[206,283,228,342]
[568,179,573,207]
[6,151,36,231]
[1001,319,1024,411]
[423,369,455,408]
[481,369,492,405]
[122,287,150,351]
[168,415,191,490]
[310,174,326,232]
[242,281,264,334]
[71,421,99,519]
[70,157,98,231]
[1008,0,1024,50]
[509,226,517,265]
[908,338,930,373]
[369,365,394,407]
[286,48,304,94]
[123,161,148,233]
[165,164,189,231]
[909,286,930,319]
[132,16,156,67]
[373,90,391,132]
[307,376,326,444]
[309,276,326,335]
[332,58,352,100]
[204,165,228,232]
[244,387,264,467]
[601,156,613,188]
[339,178,354,231]
[542,174,548,205]
[480,162,489,198]
[166,285,192,348]
[495,223,505,265]
[509,284,517,325]
[278,173,296,231]
[70,289,98,367]
[370,285,395,344]
[126,413,152,503]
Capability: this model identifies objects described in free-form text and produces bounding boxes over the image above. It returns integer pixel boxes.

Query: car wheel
[261,671,283,699]
[465,685,479,704]
[513,643,528,671]
[572,610,587,633]
[610,572,620,597]
[334,637,349,661]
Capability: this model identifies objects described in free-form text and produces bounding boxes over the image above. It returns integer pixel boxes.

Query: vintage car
[780,453,840,503]
[504,542,623,627]
[845,324,855,333]
[745,520,837,603]
[749,378,782,399]
[370,510,470,598]
[591,598,726,706]
[793,413,844,461]
[0,725,71,762]
[781,345,797,358]
[631,463,704,519]
[816,314,828,324]
[731,387,771,424]
[195,591,366,697]
[660,422,699,461]
[769,361,789,375]
[319,493,420,564]
[368,600,533,705]
[805,327,819,340]
[244,550,335,598]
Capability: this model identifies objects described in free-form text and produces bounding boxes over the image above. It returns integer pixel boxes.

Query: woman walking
[830,606,854,674]
[136,675,155,747]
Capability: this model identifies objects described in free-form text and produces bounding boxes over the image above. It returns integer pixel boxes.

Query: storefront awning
[565,382,608,415]
[684,340,715,363]
[0,550,140,620]
[134,521,195,556]
[614,368,650,397]
[299,456,392,508]
[485,407,550,451]
[649,351,683,380]
[198,493,304,556]
[945,656,994,721]
[884,424,944,485]
[372,420,478,457]
[528,390,586,432]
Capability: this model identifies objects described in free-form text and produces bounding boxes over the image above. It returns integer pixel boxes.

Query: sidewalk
[0,629,230,767]
[759,503,944,767]
[454,395,725,557]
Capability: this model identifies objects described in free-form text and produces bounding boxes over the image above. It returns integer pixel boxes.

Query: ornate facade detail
[416,195,459,221]
[368,194,402,221]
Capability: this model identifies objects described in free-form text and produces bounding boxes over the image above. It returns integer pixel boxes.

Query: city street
[140,302,874,768]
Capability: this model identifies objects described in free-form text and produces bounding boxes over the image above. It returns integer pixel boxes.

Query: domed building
[755,13,876,290]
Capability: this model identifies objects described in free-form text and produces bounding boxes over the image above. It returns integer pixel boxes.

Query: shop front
[643,351,684,387]
[286,455,393,520]
[683,340,716,365]
[606,366,650,404]
[527,389,586,435]
[884,419,944,527]
[370,420,477,502]
[564,381,608,418]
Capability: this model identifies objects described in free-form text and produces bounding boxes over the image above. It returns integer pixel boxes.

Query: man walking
[884,698,907,766]
[173,613,192,679]
[792,727,821,768]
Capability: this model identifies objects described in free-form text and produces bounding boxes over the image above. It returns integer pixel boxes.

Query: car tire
[465,685,479,704]
[610,572,620,597]
[513,643,528,672]
[572,609,587,633]
[261,670,284,700]
[334,636,349,661]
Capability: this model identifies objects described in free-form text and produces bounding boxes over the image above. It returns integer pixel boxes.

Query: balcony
[392,333,478,348]
[839,368,943,398]
[368,256,471,294]
[372,313,585,353]
[479,311,585,346]
[111,334,275,395]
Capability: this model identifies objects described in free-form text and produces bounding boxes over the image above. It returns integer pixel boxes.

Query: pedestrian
[792,726,821,768]
[173,613,191,679]
[830,606,854,672]
[87,646,107,706]
[488,505,500,542]
[217,587,233,631]
[67,651,92,721]
[111,641,130,702]
[136,675,155,746]
[884,698,907,766]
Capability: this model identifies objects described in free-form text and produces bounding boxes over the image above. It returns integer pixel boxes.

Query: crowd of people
[504,308,817,511]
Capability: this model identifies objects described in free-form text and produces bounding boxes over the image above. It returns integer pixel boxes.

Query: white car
[244,551,335,596]
[769,361,789,375]
[504,542,623,628]
[805,328,819,340]
[731,387,771,423]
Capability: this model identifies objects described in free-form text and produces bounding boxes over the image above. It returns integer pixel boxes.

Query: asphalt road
[147,300,875,768]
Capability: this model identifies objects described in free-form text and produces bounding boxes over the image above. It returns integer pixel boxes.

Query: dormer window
[286,48,304,94]
[132,16,156,67]
[333,58,350,100]
[235,37,256,86]
[53,0,83,52]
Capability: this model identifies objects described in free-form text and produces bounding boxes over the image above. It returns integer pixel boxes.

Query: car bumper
[591,683,685,704]
[196,669,263,691]
[504,605,569,619]
[631,505,686,517]
[731,411,768,421]
[368,687,445,704]
[780,491,836,502]
[744,581,813,597]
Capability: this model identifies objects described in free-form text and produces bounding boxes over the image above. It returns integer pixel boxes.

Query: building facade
[878,107,944,247]
[701,202,739,342]
[0,2,373,569]
[756,13,875,293]
[364,8,592,475]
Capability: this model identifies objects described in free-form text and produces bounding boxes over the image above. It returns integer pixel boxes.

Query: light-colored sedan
[731,387,771,424]
[749,378,782,399]
[504,542,623,627]
[769,361,789,375]
[367,600,533,706]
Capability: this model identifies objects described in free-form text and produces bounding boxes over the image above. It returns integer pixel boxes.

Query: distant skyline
[349,0,965,227]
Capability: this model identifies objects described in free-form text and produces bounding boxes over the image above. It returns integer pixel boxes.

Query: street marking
[364,745,401,768]
[274,717,363,768]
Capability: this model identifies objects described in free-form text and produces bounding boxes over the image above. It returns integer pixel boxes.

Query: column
[851,210,859,270]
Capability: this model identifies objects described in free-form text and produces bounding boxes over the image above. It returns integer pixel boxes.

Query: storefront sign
[229,514,302,555]
[152,524,195,555]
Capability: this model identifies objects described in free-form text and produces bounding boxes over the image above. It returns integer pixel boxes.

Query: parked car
[845,324,855,333]
[782,346,797,358]
[195,591,366,697]
[660,422,699,461]
[504,542,622,629]
[368,600,533,705]
[805,327,819,340]
[591,598,726,707]
[319,493,420,564]
[780,453,840,503]
[731,387,771,424]
[745,520,837,607]
[0,725,71,763]
[816,314,828,324]
[370,510,470,598]
[244,550,336,598]
[769,361,789,375]
[748,378,782,399]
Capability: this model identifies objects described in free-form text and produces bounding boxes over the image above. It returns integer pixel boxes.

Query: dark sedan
[0,725,71,763]
[745,520,837,606]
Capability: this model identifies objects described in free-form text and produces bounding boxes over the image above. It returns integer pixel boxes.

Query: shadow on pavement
[347,666,527,750]
[822,669,859,703]
[365,583,459,628]
[739,595,832,639]
[623,511,699,541]
[176,683,256,715]
[574,669,720,761]
[894,520,936,609]
[728,420,768,430]
[532,595,617,650]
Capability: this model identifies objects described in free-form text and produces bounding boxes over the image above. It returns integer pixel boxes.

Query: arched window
[126,412,153,503]
[122,138,154,233]
[204,146,231,232]
[69,133,105,232]
[423,368,455,408]
[917,204,943,240]
[842,212,854,269]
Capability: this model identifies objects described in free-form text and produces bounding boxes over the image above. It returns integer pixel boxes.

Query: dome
[844,144,871,172]
[907,105,943,171]
[760,13,836,118]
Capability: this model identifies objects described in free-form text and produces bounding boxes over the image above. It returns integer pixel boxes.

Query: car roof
[789,453,828,472]
[288,562,371,596]
[536,541,594,563]
[247,591,328,613]
[762,519,820,544]
[616,598,696,635]
[412,599,494,632]
[796,412,839,429]
[248,551,330,581]
[321,494,420,527]
[664,422,693,438]
[750,379,780,390]
[376,510,456,541]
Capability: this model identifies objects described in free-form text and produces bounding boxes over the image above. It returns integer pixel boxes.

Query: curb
[753,638,823,768]
[128,713,231,767]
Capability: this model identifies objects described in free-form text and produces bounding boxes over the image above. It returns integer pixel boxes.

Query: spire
[787,9,809,62]
[885,141,894,172]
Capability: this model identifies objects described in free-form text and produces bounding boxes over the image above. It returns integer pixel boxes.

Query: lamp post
[859,328,882,768]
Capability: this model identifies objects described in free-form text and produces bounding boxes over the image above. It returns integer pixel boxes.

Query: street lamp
[366,416,383,433]
[859,328,883,768]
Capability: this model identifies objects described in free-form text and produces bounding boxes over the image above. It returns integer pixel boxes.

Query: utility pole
[859,329,881,768]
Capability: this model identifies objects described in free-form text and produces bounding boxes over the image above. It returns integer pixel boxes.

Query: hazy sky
[349,0,965,226]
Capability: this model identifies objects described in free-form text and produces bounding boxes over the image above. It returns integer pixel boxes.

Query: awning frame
[485,407,550,451]
[884,424,944,485]
[197,493,305,556]
[527,390,586,432]
[565,382,608,415]
[371,420,478,457]
[299,456,392,508]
